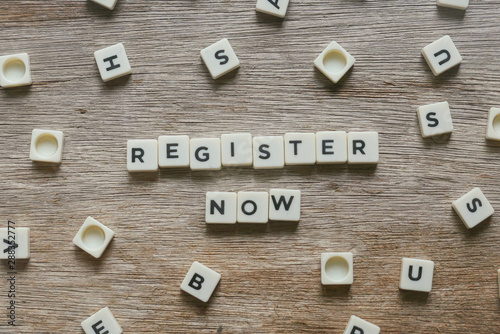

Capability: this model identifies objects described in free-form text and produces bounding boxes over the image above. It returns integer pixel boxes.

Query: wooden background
[1,0,499,332]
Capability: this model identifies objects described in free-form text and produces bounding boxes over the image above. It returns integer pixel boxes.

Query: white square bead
[486,108,500,141]
[314,41,355,84]
[452,187,494,229]
[315,131,347,164]
[73,217,115,258]
[81,307,122,334]
[127,139,158,172]
[158,135,190,168]
[269,189,301,222]
[399,258,435,293]
[94,43,132,82]
[253,136,284,169]
[200,38,240,80]
[437,0,469,10]
[206,192,237,224]
[343,315,380,334]
[347,132,379,164]
[237,191,269,223]
[0,53,32,88]
[29,129,64,163]
[321,252,353,285]
[0,227,30,260]
[180,261,221,303]
[221,133,253,166]
[90,0,119,10]
[190,138,221,171]
[255,0,290,18]
[284,133,316,165]
[421,35,462,76]
[417,101,454,138]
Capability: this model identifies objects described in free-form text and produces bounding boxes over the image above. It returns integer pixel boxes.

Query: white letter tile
[253,136,284,169]
[417,101,453,138]
[343,315,380,334]
[256,0,290,18]
[452,187,494,229]
[269,189,300,222]
[221,133,253,166]
[158,135,190,168]
[437,0,468,10]
[0,227,30,260]
[237,191,269,223]
[200,38,240,80]
[180,261,221,302]
[127,139,158,172]
[190,138,221,171]
[399,258,434,293]
[94,43,132,82]
[316,131,347,164]
[206,192,237,224]
[347,132,379,164]
[421,35,462,76]
[81,307,122,334]
[284,133,316,165]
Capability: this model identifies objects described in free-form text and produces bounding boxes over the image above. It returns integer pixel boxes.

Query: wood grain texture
[1,0,500,332]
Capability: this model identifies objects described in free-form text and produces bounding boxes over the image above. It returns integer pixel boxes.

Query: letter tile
[158,135,190,168]
[94,43,132,82]
[343,315,380,334]
[284,133,316,165]
[417,101,453,138]
[127,139,158,172]
[253,136,284,169]
[486,107,500,141]
[237,191,269,223]
[399,258,434,292]
[256,0,290,18]
[221,133,253,166]
[89,0,119,10]
[437,0,468,10]
[81,307,122,334]
[321,252,353,285]
[190,138,221,170]
[0,227,30,260]
[452,187,494,229]
[30,129,64,164]
[206,192,237,224]
[73,217,115,258]
[0,53,32,88]
[269,189,301,221]
[315,131,347,164]
[347,132,379,164]
[421,35,462,76]
[314,41,355,84]
[200,38,240,79]
[180,261,221,302]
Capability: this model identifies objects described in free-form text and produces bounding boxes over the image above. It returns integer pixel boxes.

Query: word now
[126,131,379,172]
[206,189,300,224]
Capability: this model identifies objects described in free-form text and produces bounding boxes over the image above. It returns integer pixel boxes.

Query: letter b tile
[399,258,434,293]
[180,261,221,302]
[343,315,380,334]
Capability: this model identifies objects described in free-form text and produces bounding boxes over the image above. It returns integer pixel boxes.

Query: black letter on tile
[166,143,179,159]
[195,147,209,162]
[322,140,334,155]
[408,265,423,281]
[241,200,257,215]
[267,0,280,9]
[230,142,235,157]
[259,144,270,159]
[466,198,482,213]
[91,320,109,334]
[426,112,439,127]
[215,50,229,65]
[352,140,365,155]
[211,200,225,215]
[131,148,144,163]
[350,326,364,334]
[271,195,294,211]
[289,140,302,155]
[103,55,121,71]
[188,273,205,290]
[434,49,451,66]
